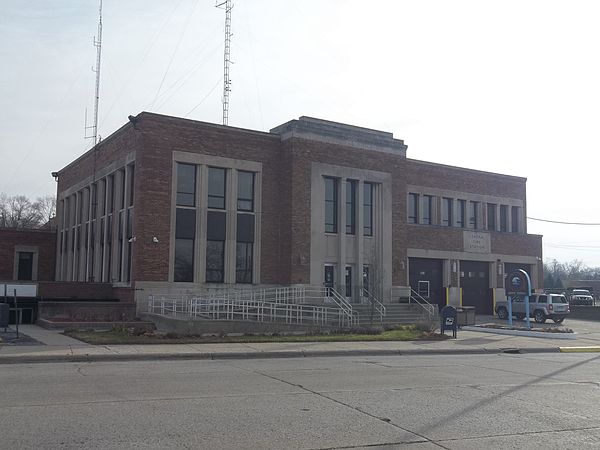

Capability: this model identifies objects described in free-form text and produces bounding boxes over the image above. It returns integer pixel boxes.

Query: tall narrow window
[176,163,196,207]
[174,209,195,282]
[236,214,255,283]
[363,182,373,236]
[442,198,453,227]
[206,211,226,282]
[456,200,466,228]
[237,171,254,211]
[324,177,338,233]
[500,205,508,232]
[345,180,356,234]
[128,164,135,207]
[468,201,478,229]
[511,206,520,233]
[17,252,34,281]
[487,203,496,231]
[208,167,226,209]
[408,193,419,224]
[421,195,433,225]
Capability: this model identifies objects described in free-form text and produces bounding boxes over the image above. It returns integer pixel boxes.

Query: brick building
[52,112,542,315]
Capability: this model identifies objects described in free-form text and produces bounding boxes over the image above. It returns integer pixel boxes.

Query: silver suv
[495,293,570,324]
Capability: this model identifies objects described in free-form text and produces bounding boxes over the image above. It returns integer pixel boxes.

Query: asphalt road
[3,353,600,449]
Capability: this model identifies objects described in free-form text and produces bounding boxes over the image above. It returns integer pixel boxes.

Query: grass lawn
[64,326,445,345]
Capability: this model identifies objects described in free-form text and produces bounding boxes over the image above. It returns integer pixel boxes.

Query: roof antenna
[216,0,232,126]
[85,0,103,146]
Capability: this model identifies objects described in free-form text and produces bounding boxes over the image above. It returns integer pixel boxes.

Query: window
[487,203,496,231]
[408,193,419,224]
[17,252,34,281]
[176,163,196,207]
[442,198,452,227]
[468,201,478,229]
[363,183,373,236]
[206,241,225,282]
[128,164,135,207]
[346,180,356,234]
[511,206,519,233]
[421,195,433,225]
[537,295,547,304]
[456,200,466,228]
[206,211,226,283]
[106,175,114,213]
[237,171,254,211]
[119,169,126,210]
[324,177,338,233]
[500,205,508,232]
[174,209,195,282]
[208,167,226,209]
[236,214,255,283]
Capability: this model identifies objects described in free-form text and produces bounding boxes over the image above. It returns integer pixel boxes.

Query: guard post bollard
[440,305,458,338]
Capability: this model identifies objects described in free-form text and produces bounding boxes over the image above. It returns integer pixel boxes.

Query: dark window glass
[538,295,547,304]
[99,179,106,217]
[82,188,90,222]
[421,195,433,225]
[119,169,126,210]
[236,242,253,283]
[364,183,373,236]
[207,211,226,241]
[346,180,356,234]
[468,201,478,229]
[176,163,196,207]
[408,193,418,224]
[237,214,255,243]
[174,239,194,282]
[175,208,196,240]
[363,266,370,292]
[126,209,133,282]
[324,177,338,233]
[106,175,114,213]
[442,198,452,227]
[17,252,34,280]
[237,171,254,211]
[511,206,519,233]
[91,185,97,220]
[500,205,508,232]
[128,165,135,207]
[118,211,124,281]
[208,167,226,209]
[456,200,466,227]
[105,215,112,282]
[77,192,83,224]
[206,240,225,283]
[487,203,496,231]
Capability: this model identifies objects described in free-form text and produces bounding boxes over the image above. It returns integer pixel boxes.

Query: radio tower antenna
[216,0,232,125]
[85,0,103,145]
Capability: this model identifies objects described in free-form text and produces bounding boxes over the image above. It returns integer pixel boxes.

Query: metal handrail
[409,288,436,319]
[147,295,351,327]
[327,288,359,326]
[362,288,386,323]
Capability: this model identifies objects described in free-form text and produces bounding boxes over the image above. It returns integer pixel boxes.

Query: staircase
[352,303,438,327]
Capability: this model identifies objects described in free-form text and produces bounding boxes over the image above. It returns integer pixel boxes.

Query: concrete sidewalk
[3,321,600,364]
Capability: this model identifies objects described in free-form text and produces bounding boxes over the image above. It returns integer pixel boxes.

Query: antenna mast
[216,0,232,125]
[86,0,103,145]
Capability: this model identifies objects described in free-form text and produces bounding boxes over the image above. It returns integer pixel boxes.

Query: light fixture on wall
[128,236,136,243]
[152,236,159,243]
[497,259,502,276]
[451,261,457,273]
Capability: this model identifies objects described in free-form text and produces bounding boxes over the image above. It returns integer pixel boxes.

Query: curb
[0,346,561,364]
[559,346,600,353]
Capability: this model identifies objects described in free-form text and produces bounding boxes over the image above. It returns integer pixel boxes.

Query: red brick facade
[0,228,56,281]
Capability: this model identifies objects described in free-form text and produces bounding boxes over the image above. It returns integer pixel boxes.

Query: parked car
[570,289,594,305]
[495,293,570,324]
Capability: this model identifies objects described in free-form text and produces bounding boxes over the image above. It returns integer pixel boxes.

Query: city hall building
[52,112,542,315]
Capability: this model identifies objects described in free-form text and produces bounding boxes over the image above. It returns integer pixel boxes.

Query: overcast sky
[1,0,599,266]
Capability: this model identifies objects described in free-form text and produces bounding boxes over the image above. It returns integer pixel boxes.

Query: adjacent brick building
[52,112,543,314]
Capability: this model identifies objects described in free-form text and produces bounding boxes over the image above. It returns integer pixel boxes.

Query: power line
[528,217,600,226]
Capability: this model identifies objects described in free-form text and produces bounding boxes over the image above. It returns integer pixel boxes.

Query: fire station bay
[53,113,542,315]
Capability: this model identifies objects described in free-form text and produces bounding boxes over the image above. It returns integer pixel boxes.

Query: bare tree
[33,195,57,226]
[0,193,56,229]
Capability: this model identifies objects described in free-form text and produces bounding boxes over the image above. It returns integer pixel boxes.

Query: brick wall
[0,228,56,281]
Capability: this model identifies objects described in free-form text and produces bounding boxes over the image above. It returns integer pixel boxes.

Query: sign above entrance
[463,231,491,253]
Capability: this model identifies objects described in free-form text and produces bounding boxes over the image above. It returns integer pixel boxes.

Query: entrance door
[324,264,335,301]
[461,260,491,314]
[409,258,444,310]
[345,265,352,302]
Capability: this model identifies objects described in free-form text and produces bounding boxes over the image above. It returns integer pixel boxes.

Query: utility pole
[216,0,232,125]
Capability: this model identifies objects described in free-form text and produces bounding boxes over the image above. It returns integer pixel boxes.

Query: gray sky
[1,0,599,266]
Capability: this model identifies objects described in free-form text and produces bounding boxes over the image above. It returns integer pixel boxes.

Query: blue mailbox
[440,305,458,338]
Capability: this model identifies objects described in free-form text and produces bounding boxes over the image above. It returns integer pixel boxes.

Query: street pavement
[2,316,600,363]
